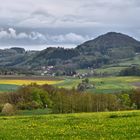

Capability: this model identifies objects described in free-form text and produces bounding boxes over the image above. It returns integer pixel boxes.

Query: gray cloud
[0,28,46,41]
[0,0,139,28]
[50,33,90,44]
[0,0,140,48]
[31,9,53,18]
[0,28,89,47]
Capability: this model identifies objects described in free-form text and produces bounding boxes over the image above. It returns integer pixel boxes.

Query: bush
[30,87,52,108]
[9,85,52,110]
[2,103,16,115]
[77,78,94,91]
[17,101,41,110]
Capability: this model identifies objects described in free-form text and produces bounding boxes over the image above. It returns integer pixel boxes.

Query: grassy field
[0,84,19,92]
[0,76,140,93]
[118,54,140,66]
[57,76,140,93]
[17,109,52,116]
[77,54,140,76]
[77,66,127,76]
[0,111,140,139]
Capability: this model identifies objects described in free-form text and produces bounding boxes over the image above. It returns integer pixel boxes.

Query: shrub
[130,89,140,109]
[9,85,52,110]
[2,103,15,115]
[17,101,41,110]
[30,87,52,108]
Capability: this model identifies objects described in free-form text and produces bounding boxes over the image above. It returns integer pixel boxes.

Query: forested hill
[27,32,140,69]
[1,32,140,71]
[77,32,140,56]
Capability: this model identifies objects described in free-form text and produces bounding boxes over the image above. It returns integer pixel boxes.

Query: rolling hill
[0,32,140,74]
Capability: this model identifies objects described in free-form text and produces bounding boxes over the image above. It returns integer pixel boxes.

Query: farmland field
[0,77,63,92]
[0,76,140,93]
[77,66,127,76]
[57,76,140,93]
[0,111,140,140]
[0,84,19,92]
[0,79,61,85]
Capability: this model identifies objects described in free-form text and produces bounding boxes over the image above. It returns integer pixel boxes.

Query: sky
[0,0,140,50]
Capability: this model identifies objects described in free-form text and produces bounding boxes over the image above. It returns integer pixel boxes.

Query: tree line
[1,83,140,115]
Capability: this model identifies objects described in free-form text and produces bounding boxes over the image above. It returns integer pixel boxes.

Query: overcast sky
[0,0,140,50]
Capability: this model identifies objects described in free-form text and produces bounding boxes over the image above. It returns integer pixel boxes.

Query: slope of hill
[77,32,140,59]
[0,47,37,67]
[27,32,140,71]
[75,32,140,69]
[27,47,80,68]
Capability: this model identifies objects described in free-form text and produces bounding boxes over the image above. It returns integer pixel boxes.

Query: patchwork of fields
[0,76,140,93]
[0,111,140,139]
[0,78,63,92]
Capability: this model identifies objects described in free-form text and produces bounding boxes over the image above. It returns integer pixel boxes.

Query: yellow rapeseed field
[0,79,62,86]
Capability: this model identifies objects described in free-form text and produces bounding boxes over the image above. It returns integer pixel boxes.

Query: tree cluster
[119,66,140,76]
[0,84,140,115]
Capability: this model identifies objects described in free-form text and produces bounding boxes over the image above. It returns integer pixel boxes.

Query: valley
[1,1,140,139]
[0,32,140,140]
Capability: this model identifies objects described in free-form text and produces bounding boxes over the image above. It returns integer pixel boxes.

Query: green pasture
[56,76,140,93]
[77,66,127,76]
[118,54,140,66]
[0,84,19,92]
[0,111,140,139]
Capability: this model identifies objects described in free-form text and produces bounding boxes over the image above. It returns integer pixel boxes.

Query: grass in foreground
[0,111,140,140]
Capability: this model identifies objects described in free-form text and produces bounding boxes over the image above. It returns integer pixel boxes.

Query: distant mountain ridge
[0,32,140,71]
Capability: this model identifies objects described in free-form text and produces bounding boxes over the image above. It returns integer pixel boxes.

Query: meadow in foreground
[0,111,140,140]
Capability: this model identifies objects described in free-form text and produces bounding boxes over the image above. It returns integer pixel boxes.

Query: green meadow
[56,76,140,93]
[0,84,19,93]
[77,66,127,76]
[0,111,140,140]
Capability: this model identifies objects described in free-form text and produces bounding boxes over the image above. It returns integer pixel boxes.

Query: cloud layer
[0,28,90,46]
[0,0,140,28]
[0,0,140,48]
